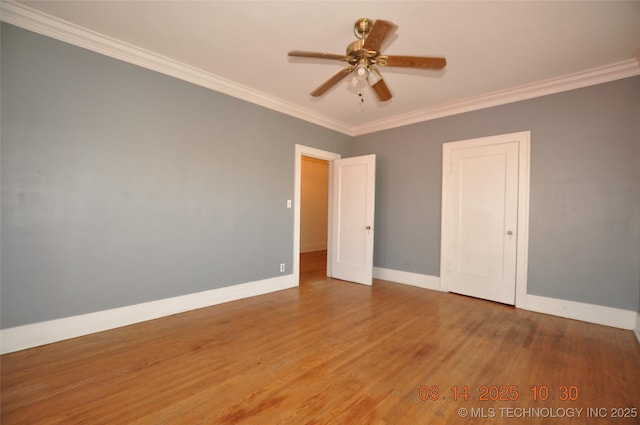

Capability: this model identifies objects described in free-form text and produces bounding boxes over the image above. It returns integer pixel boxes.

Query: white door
[330,154,376,285]
[442,139,520,304]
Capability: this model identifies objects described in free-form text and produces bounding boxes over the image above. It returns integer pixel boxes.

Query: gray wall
[2,23,639,330]
[348,76,640,311]
[1,24,350,328]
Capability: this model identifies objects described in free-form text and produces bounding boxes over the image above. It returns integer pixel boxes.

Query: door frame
[440,131,531,308]
[293,144,340,286]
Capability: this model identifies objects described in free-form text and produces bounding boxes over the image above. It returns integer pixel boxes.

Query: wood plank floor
[2,250,639,424]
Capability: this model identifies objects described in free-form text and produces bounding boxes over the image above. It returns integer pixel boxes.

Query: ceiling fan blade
[363,20,397,52]
[370,77,392,102]
[288,50,346,61]
[310,67,355,96]
[382,55,447,69]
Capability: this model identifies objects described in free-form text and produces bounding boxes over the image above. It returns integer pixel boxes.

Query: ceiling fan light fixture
[348,65,367,102]
[355,64,369,80]
[367,66,382,86]
[349,74,360,89]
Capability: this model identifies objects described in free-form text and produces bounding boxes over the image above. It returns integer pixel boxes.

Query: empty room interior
[1,2,639,424]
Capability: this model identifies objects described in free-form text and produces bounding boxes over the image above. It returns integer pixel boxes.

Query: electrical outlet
[280,263,285,272]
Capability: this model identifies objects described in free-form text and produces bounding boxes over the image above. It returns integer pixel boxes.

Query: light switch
[287,199,292,208]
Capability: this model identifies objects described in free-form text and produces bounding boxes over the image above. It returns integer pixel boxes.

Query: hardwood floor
[2,251,639,424]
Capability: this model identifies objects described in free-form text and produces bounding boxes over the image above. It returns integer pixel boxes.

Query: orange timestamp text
[418,385,579,402]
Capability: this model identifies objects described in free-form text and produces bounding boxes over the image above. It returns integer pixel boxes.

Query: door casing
[293,145,340,285]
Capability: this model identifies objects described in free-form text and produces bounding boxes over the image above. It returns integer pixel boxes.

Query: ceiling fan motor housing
[347,39,368,63]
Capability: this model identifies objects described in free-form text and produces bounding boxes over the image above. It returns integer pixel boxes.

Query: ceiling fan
[288,18,446,102]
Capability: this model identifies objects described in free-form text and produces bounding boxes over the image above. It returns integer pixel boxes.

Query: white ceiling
[5,1,640,135]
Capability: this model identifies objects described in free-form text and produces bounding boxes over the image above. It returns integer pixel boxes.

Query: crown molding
[351,57,640,136]
[3,1,639,138]
[0,1,353,135]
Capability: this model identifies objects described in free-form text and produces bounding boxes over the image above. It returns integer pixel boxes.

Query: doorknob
[507,230,513,236]
[366,226,372,230]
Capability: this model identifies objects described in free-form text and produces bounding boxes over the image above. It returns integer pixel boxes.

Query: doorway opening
[293,145,377,287]
[293,145,340,286]
[300,155,329,282]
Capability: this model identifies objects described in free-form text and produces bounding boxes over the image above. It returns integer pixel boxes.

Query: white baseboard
[2,272,635,353]
[524,294,637,330]
[373,267,442,291]
[0,274,296,354]
[373,268,637,331]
